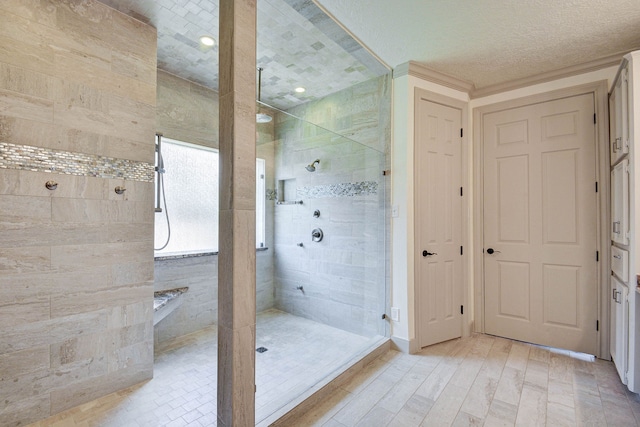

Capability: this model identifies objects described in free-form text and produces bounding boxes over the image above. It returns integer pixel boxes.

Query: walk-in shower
[250,87,391,421]
[151,0,392,424]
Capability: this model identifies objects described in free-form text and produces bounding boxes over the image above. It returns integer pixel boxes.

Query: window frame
[154,137,267,258]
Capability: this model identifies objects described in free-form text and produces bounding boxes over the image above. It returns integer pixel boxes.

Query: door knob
[486,248,501,254]
[422,250,437,257]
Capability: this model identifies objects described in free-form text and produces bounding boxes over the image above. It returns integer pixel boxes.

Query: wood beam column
[217,0,257,425]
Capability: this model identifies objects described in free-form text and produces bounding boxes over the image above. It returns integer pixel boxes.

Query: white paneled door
[416,96,463,348]
[483,93,598,355]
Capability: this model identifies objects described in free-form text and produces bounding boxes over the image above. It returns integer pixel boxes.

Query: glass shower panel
[255,105,387,423]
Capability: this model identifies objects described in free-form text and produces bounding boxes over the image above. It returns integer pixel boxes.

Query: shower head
[256,112,272,123]
[306,159,320,172]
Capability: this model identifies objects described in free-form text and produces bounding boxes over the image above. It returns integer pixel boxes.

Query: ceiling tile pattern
[96,0,388,110]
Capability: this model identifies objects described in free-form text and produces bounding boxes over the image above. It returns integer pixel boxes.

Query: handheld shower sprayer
[155,133,165,213]
[305,159,320,172]
[155,133,171,251]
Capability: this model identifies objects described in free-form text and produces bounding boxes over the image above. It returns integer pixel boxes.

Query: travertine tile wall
[274,75,391,338]
[156,70,220,149]
[0,1,156,425]
[284,75,392,155]
[153,71,276,345]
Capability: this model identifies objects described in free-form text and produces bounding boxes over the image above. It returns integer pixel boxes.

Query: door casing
[472,81,610,359]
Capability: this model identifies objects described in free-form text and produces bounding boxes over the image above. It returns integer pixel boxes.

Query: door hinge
[460,187,463,197]
[595,182,598,193]
[596,251,599,261]
[461,305,464,315]
[594,113,596,124]
[596,320,599,331]
[460,246,463,255]
[460,128,463,138]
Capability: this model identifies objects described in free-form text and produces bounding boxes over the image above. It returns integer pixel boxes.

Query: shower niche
[276,178,302,205]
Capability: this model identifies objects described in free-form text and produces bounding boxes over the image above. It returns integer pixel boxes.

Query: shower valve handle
[311,228,324,242]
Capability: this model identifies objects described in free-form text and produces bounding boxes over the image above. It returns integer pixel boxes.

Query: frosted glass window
[155,139,218,255]
[154,137,267,256]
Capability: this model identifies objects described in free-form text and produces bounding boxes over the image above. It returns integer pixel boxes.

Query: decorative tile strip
[297,181,378,199]
[0,142,154,182]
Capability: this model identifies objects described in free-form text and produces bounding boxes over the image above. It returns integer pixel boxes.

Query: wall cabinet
[611,245,629,282]
[610,275,629,384]
[610,68,630,165]
[609,51,640,393]
[611,158,630,245]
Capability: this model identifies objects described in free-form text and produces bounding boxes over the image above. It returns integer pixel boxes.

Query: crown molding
[470,52,626,99]
[393,61,475,93]
[394,52,628,99]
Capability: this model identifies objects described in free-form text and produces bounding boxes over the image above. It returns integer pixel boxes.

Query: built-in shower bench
[153,287,188,326]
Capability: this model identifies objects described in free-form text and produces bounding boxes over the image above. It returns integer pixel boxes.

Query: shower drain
[256,347,268,353]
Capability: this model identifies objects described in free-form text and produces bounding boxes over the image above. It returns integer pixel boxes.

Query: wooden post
[217,0,257,425]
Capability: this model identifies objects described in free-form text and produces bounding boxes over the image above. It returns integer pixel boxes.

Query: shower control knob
[311,228,324,242]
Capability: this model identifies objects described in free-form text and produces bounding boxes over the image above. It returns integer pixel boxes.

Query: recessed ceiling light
[199,36,216,47]
[295,87,306,93]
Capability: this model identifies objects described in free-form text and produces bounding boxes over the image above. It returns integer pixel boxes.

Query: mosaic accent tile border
[297,181,378,199]
[0,142,155,182]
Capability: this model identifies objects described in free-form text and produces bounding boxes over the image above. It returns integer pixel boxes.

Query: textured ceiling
[95,0,387,110]
[316,0,640,89]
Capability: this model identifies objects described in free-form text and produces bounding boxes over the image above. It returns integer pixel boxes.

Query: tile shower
[272,108,388,338]
[152,72,391,422]
[153,71,390,347]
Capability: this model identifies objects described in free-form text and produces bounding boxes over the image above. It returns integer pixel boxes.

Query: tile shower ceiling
[95,0,388,110]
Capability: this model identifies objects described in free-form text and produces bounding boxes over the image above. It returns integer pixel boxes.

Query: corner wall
[0,1,156,424]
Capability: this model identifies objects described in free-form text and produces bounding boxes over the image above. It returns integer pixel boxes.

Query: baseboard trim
[390,336,420,354]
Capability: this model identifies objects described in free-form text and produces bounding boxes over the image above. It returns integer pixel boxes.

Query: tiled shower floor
[27,309,374,426]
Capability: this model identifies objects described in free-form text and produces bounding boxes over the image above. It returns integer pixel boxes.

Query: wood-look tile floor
[292,333,640,427]
[26,327,640,427]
